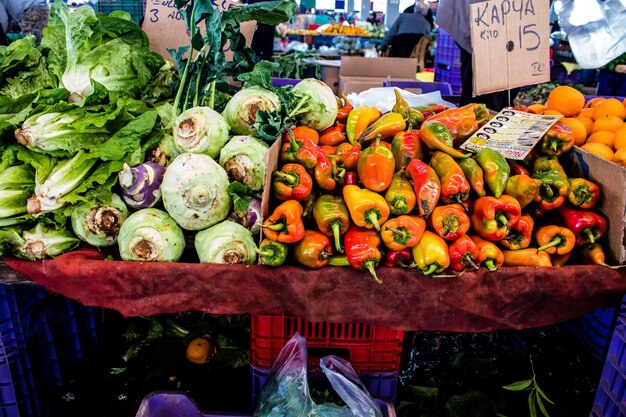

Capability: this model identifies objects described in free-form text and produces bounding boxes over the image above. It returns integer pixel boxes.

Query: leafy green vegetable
[41,0,166,102]
[237,60,279,90]
[170,0,297,116]
[273,50,322,80]
[227,181,252,213]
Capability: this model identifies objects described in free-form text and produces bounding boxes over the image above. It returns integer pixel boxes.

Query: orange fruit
[614,147,626,166]
[185,337,216,364]
[560,117,587,147]
[586,131,616,148]
[527,103,545,114]
[543,109,563,116]
[581,142,614,161]
[584,97,605,109]
[592,98,626,120]
[579,108,594,119]
[544,86,585,117]
[614,128,626,150]
[591,115,624,134]
[576,115,594,136]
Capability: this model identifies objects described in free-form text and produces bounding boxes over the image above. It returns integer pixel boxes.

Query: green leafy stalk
[503,357,554,417]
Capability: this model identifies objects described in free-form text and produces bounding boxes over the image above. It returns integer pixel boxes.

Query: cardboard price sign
[469,0,550,96]
[142,0,256,60]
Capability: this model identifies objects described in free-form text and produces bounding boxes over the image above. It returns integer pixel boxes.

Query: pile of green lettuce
[0,0,173,259]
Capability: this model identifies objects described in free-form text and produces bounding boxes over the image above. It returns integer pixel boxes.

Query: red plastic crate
[250,314,404,373]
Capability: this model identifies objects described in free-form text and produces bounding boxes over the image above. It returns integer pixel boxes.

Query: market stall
[2,0,626,416]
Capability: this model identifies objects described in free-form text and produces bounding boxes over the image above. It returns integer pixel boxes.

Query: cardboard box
[564,147,626,264]
[339,57,418,94]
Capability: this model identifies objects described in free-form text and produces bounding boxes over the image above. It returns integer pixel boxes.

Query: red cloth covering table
[3,248,626,332]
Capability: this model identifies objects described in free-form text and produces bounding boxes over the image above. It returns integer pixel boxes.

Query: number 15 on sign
[469,0,550,96]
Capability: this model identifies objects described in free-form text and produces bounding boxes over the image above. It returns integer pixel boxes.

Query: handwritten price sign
[469,0,550,96]
[142,0,256,62]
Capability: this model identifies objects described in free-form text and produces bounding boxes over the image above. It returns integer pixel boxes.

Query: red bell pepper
[557,205,608,246]
[280,132,318,169]
[448,234,480,271]
[344,226,383,284]
[383,249,413,267]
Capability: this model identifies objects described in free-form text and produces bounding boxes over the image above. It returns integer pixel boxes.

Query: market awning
[3,248,625,332]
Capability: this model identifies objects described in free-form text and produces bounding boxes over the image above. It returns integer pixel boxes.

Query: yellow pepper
[411,230,450,276]
[346,106,381,145]
[342,185,390,232]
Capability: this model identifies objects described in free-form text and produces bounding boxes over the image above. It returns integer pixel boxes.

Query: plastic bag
[254,334,383,417]
[553,0,626,69]
[347,88,456,113]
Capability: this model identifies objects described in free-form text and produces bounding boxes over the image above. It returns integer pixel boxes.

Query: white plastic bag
[254,334,383,417]
[347,88,456,114]
[553,0,626,69]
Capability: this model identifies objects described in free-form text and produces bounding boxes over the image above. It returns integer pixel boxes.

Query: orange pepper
[470,235,504,271]
[335,142,361,171]
[343,185,390,232]
[429,204,470,241]
[357,137,395,192]
[262,200,305,243]
[426,103,489,142]
[535,225,576,255]
[292,126,319,145]
[380,215,426,251]
[503,248,552,267]
[319,125,346,146]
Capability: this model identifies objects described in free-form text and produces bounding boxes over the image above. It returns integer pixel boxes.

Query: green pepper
[255,239,288,267]
[312,195,351,253]
[458,158,486,197]
[392,89,424,129]
[532,156,569,210]
[475,148,510,198]
[419,121,470,159]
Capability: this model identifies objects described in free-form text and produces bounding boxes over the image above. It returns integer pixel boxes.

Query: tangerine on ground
[544,86,585,117]
[580,142,614,161]
[614,128,626,150]
[586,131,616,148]
[591,115,624,134]
[560,118,587,147]
[584,97,605,109]
[576,115,594,136]
[592,98,626,120]
[185,337,216,364]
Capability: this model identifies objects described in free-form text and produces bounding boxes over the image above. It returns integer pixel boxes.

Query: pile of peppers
[258,90,613,284]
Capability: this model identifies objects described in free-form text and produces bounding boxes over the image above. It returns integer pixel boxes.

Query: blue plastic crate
[0,285,99,417]
[434,29,461,68]
[563,306,619,361]
[434,65,462,95]
[251,366,398,411]
[591,297,626,417]
[98,0,145,24]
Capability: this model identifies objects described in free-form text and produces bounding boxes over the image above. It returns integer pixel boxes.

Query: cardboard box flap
[339,57,418,78]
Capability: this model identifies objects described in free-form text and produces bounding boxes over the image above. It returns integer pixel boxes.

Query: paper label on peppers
[460,110,561,160]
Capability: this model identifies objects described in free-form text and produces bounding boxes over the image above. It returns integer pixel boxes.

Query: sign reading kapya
[142,0,257,61]
[469,0,550,96]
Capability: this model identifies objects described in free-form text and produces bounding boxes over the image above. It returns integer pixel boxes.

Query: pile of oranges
[527,86,626,165]
[321,25,370,36]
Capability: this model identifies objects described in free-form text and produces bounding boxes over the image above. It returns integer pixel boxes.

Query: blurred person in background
[0,0,49,44]
[248,0,276,61]
[403,0,434,28]
[379,7,431,57]
[437,0,518,110]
